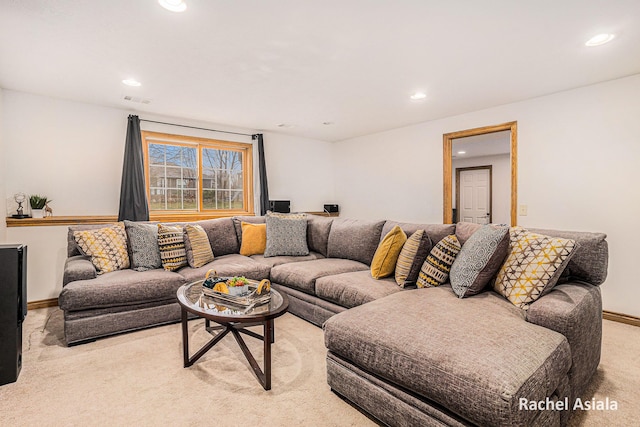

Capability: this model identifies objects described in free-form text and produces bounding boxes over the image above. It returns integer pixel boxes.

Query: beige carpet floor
[0,308,638,426]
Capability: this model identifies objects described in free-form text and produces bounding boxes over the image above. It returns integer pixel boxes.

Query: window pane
[216,190,230,210]
[149,144,165,165]
[230,171,243,190]
[183,190,197,209]
[150,189,166,210]
[230,191,243,209]
[216,170,229,189]
[203,189,216,209]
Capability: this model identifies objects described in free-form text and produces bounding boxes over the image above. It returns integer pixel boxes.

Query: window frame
[141,131,254,221]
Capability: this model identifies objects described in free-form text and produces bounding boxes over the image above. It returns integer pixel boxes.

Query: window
[142,131,254,218]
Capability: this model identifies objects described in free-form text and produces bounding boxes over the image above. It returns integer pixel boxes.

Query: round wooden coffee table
[176,280,289,390]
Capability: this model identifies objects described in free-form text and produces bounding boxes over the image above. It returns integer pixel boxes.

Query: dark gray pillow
[327,219,385,265]
[124,220,162,271]
[449,225,509,298]
[307,215,334,257]
[264,214,309,257]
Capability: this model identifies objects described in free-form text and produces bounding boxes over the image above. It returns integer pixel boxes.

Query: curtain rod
[139,119,256,137]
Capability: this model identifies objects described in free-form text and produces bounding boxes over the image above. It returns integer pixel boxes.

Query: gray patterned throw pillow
[449,224,509,298]
[124,221,162,271]
[264,213,309,257]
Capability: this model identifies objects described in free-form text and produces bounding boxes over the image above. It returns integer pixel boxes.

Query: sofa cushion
[250,252,324,268]
[494,227,577,309]
[183,224,214,268]
[394,230,432,287]
[323,287,572,427]
[450,225,509,298]
[382,221,455,248]
[157,224,188,271]
[124,221,162,272]
[194,217,239,256]
[370,225,407,279]
[270,258,369,295]
[528,228,607,285]
[264,213,310,257]
[73,223,130,274]
[417,235,461,288]
[455,221,482,246]
[315,270,402,309]
[58,269,185,311]
[177,254,271,283]
[327,219,385,265]
[239,222,267,256]
[307,215,334,257]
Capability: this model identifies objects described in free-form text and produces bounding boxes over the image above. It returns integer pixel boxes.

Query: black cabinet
[0,244,27,386]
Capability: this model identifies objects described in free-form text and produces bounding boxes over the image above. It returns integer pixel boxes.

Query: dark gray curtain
[254,133,269,215]
[118,115,149,221]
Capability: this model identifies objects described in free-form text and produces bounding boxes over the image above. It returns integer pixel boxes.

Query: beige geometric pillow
[493,227,577,309]
[158,224,188,271]
[184,224,214,268]
[73,223,130,274]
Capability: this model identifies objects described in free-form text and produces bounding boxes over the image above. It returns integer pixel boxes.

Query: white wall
[262,132,335,212]
[333,73,640,317]
[0,87,5,242]
[1,90,335,301]
[452,154,510,224]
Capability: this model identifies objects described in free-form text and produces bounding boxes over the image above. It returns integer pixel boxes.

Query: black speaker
[323,204,339,213]
[269,200,290,213]
[0,244,27,386]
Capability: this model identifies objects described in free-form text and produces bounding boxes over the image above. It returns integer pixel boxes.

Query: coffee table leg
[264,319,273,390]
[181,307,189,367]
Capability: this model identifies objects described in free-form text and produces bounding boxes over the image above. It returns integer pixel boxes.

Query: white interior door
[458,167,491,224]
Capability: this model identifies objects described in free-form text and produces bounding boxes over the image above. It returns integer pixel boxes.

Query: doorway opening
[443,121,517,225]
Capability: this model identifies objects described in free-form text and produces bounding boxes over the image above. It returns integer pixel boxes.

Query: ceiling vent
[123,96,151,104]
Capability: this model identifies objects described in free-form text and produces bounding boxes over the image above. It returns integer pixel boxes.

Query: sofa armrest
[526,282,602,400]
[63,255,97,286]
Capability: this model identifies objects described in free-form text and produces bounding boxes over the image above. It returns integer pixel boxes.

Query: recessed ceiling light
[410,92,427,101]
[322,121,334,126]
[457,151,466,155]
[122,79,141,87]
[159,0,187,12]
[585,33,615,47]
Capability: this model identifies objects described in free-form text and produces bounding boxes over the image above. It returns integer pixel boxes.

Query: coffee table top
[177,280,289,323]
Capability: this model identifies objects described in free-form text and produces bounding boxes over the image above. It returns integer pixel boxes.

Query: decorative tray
[201,277,271,307]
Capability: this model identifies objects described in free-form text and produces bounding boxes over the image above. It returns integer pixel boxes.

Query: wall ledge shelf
[6,211,337,227]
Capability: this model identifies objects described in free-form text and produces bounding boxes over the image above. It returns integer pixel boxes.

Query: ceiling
[452,131,510,159]
[1,0,639,142]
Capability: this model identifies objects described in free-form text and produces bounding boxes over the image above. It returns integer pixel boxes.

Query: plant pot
[31,209,44,219]
[227,285,248,296]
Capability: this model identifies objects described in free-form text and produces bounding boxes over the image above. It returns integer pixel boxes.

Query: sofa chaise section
[323,227,608,426]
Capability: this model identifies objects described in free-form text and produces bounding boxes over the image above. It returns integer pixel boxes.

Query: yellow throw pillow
[184,224,214,268]
[370,225,407,279]
[239,222,267,256]
[73,223,130,274]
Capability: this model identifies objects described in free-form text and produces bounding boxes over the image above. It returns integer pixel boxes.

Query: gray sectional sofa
[59,215,608,426]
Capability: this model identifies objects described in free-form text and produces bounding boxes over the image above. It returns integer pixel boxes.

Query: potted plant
[227,276,250,296]
[29,195,50,218]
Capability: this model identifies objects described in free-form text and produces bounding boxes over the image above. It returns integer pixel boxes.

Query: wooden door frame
[443,121,517,225]
[455,165,492,224]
